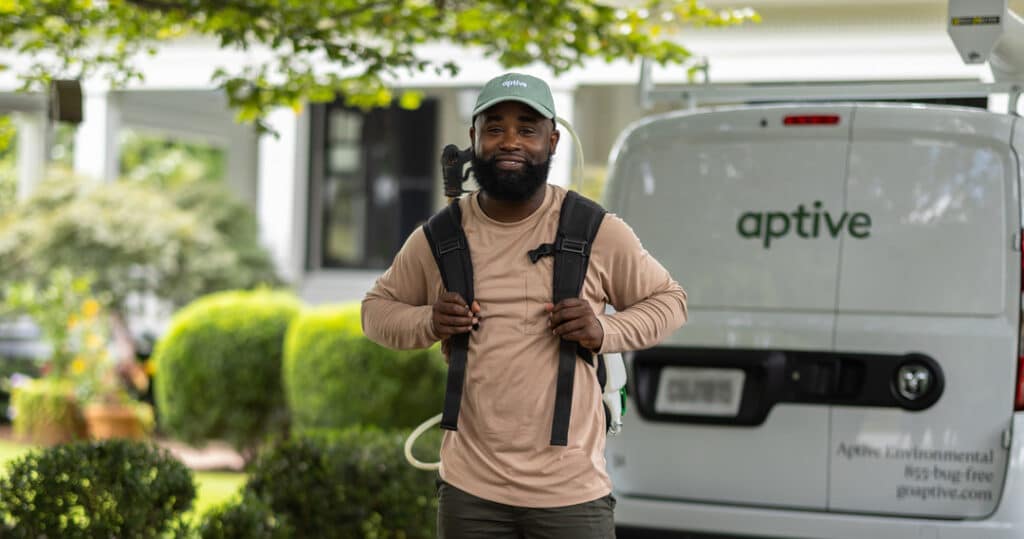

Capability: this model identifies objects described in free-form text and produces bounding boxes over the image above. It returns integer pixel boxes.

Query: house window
[308,100,438,270]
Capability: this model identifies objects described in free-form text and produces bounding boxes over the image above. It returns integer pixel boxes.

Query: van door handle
[790,359,841,397]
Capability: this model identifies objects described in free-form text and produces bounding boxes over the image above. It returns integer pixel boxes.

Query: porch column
[73,90,121,182]
[257,107,310,286]
[13,111,47,200]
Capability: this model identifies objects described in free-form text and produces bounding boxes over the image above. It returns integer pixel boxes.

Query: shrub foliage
[0,178,231,311]
[169,182,280,293]
[239,428,438,539]
[0,177,280,359]
[154,289,302,455]
[283,303,446,432]
[199,493,293,539]
[0,439,196,538]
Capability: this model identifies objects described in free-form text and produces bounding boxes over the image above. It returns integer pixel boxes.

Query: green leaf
[398,89,422,110]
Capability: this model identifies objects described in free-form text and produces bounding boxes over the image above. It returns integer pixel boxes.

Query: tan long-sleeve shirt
[361,184,687,508]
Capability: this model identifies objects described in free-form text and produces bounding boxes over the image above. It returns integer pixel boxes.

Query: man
[361,72,687,538]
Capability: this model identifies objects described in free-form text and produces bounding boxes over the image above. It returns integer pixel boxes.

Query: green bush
[0,177,234,312]
[154,289,302,456]
[241,428,438,539]
[199,493,293,539]
[170,182,280,293]
[0,439,196,538]
[283,303,446,431]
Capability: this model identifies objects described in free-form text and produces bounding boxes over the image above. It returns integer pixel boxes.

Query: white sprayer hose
[404,413,443,470]
[556,117,587,193]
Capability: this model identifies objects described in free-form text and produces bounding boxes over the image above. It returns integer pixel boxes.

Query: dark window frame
[306,99,438,271]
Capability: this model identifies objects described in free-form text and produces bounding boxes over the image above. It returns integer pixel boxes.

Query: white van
[602,101,1024,539]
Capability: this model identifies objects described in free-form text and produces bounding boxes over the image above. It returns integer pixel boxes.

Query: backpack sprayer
[403,119,627,471]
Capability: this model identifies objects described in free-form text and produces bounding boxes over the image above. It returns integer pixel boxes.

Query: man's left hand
[546,299,603,352]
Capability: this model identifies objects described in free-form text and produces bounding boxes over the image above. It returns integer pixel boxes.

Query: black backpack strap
[422,201,474,432]
[549,191,606,446]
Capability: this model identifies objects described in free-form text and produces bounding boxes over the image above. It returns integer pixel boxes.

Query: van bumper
[613,413,1024,539]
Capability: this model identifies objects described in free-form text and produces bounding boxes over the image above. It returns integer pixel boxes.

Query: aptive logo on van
[502,80,528,88]
[737,201,871,248]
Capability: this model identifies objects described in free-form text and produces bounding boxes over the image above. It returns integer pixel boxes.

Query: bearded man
[362,72,687,539]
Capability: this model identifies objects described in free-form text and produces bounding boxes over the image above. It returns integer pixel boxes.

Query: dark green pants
[437,481,616,539]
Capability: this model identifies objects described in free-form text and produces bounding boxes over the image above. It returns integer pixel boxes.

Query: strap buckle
[438,238,463,255]
[528,243,555,263]
[558,238,588,256]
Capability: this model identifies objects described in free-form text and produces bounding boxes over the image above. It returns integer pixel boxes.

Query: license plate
[654,367,745,417]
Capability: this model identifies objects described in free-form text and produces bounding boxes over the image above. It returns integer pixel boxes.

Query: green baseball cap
[472,73,556,120]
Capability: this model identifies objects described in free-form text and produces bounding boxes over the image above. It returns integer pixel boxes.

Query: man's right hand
[431,292,481,339]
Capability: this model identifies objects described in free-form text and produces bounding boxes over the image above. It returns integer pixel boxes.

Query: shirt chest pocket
[523,257,552,334]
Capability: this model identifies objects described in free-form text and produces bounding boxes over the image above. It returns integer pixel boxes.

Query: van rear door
[605,105,853,509]
[828,104,1018,518]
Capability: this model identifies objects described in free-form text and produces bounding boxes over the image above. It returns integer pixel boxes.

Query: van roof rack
[640,0,1024,114]
[638,59,1023,114]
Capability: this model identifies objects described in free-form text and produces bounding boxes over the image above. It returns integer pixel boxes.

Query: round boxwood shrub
[153,289,302,456]
[242,428,437,539]
[283,303,446,432]
[0,439,195,538]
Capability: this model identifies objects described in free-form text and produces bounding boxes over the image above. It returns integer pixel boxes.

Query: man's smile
[496,160,525,171]
[494,155,527,171]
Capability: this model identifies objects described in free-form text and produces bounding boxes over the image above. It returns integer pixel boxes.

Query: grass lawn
[0,439,31,466]
[190,470,248,515]
[0,437,246,519]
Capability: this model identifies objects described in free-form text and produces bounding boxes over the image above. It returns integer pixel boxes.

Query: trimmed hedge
[283,303,446,431]
[153,289,302,454]
[0,439,195,538]
[240,428,438,539]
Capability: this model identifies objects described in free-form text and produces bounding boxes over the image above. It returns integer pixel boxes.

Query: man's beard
[471,154,552,202]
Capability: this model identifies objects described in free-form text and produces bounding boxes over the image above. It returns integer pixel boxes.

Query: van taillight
[1020,233,1023,410]
[1017,356,1024,411]
[783,115,841,126]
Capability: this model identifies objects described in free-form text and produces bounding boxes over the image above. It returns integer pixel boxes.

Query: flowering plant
[66,299,126,405]
[1,268,128,404]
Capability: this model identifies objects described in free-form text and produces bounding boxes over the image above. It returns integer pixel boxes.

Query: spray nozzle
[441,144,473,199]
[439,118,588,201]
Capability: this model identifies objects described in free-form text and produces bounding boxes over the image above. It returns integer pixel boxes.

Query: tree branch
[124,0,190,11]
[125,0,396,20]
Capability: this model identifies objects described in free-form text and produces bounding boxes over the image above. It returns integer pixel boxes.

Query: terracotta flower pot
[11,380,88,446]
[25,419,87,446]
[83,403,146,440]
